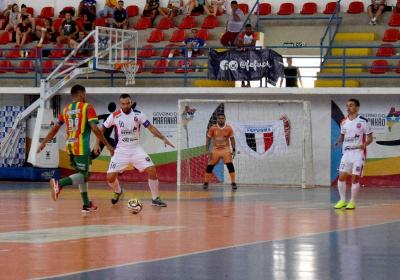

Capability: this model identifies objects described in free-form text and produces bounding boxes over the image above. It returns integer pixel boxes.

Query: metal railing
[320,0,342,67]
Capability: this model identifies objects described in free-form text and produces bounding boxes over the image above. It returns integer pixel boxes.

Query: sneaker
[334,200,347,209]
[81,201,98,213]
[50,178,62,201]
[369,20,374,25]
[152,197,167,207]
[111,187,124,205]
[345,201,356,210]
[231,182,238,191]
[203,182,208,190]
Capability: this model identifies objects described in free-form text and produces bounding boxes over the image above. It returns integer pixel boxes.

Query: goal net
[177,99,314,188]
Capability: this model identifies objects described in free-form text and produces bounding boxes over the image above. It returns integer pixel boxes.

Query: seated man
[70,31,92,57]
[168,28,206,59]
[367,0,386,25]
[238,23,256,87]
[18,4,35,31]
[143,0,160,24]
[159,0,184,18]
[57,11,79,44]
[112,0,128,29]
[36,18,56,47]
[16,14,32,49]
[205,0,225,16]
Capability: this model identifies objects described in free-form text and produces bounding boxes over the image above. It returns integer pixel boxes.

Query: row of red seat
[370,60,400,74]
[147,29,210,43]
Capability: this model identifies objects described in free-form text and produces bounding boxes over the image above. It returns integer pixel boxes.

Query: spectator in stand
[367,0,386,25]
[188,0,205,15]
[220,1,244,46]
[57,11,79,45]
[82,13,95,35]
[205,0,225,16]
[112,0,128,29]
[143,0,160,24]
[1,2,13,19]
[5,3,19,32]
[168,28,206,58]
[18,4,35,31]
[70,31,92,57]
[97,0,117,18]
[36,18,56,47]
[16,14,32,49]
[279,57,303,88]
[238,23,256,87]
[78,0,97,18]
[159,0,184,18]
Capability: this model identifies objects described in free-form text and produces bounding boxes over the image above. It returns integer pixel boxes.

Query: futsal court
[1,182,400,280]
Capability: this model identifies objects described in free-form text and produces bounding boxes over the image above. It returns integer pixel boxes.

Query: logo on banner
[245,126,274,155]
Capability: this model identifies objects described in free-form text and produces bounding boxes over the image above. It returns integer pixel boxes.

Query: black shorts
[191,4,204,14]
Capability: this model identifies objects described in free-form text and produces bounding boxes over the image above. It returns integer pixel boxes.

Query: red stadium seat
[383,29,399,42]
[238,3,249,14]
[35,18,44,28]
[26,7,34,17]
[175,59,193,73]
[197,29,209,41]
[41,60,55,74]
[300,2,317,15]
[161,44,179,57]
[347,1,364,14]
[26,47,41,58]
[39,7,54,18]
[389,13,400,26]
[48,44,67,58]
[152,59,168,74]
[179,16,196,29]
[324,2,340,14]
[126,5,139,17]
[95,17,107,27]
[201,16,218,29]
[396,61,400,73]
[277,3,294,15]
[255,3,271,15]
[370,60,389,74]
[5,48,21,59]
[15,60,34,73]
[135,59,145,73]
[53,18,64,31]
[0,60,12,74]
[170,29,185,42]
[134,17,152,30]
[138,45,156,58]
[376,44,396,56]
[0,18,6,30]
[156,16,174,29]
[0,32,12,45]
[147,29,164,43]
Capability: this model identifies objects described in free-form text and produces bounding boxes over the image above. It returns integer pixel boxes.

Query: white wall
[16,0,398,17]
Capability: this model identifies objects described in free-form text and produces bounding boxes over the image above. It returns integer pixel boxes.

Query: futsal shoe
[81,201,98,213]
[334,200,347,209]
[111,188,124,204]
[231,182,238,191]
[345,201,356,210]
[152,197,167,207]
[203,182,209,190]
[50,178,62,201]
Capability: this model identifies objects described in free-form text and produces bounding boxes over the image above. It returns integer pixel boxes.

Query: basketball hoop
[115,62,139,86]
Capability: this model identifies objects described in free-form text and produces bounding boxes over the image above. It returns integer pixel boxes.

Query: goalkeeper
[203,113,237,190]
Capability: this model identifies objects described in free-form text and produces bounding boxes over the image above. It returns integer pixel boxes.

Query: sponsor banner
[331,99,400,186]
[231,121,288,159]
[208,49,284,85]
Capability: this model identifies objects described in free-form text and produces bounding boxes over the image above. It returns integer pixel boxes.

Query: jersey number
[68,118,79,131]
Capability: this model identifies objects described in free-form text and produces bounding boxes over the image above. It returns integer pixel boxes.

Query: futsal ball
[127,198,143,214]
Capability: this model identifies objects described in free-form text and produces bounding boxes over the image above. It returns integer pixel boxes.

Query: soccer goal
[177,99,314,189]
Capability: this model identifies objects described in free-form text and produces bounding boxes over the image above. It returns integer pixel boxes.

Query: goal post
[177,99,314,189]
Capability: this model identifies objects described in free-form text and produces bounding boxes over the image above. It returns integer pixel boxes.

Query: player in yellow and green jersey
[37,84,114,213]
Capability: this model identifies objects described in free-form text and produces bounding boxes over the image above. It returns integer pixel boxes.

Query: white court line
[32,218,400,280]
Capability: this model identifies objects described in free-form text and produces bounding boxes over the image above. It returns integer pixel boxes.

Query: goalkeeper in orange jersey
[203,113,237,190]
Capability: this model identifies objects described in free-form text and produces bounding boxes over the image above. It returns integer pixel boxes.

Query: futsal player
[203,113,237,190]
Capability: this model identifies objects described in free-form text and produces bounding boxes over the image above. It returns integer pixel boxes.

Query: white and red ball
[127,198,143,214]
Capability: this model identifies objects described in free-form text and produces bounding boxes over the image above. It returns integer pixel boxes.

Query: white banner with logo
[231,121,288,159]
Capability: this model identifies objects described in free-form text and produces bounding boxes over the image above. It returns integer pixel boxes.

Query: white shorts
[107,146,154,173]
[338,153,364,176]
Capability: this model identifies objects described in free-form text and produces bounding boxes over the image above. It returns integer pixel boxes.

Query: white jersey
[103,109,151,150]
[340,115,372,160]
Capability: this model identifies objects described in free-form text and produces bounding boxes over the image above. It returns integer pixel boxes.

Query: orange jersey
[57,102,98,156]
[207,124,234,150]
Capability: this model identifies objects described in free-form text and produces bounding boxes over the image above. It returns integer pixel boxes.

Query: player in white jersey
[334,99,373,210]
[94,94,175,207]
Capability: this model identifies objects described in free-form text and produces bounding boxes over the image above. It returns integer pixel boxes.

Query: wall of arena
[1,87,400,187]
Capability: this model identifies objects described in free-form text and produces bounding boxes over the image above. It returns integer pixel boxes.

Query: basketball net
[120,62,139,86]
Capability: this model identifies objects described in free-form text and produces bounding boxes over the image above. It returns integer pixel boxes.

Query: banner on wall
[331,100,400,187]
[208,49,284,85]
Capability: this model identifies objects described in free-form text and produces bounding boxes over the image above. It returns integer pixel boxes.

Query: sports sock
[148,179,159,200]
[204,172,212,183]
[79,183,90,206]
[59,173,85,187]
[229,172,236,184]
[337,180,346,201]
[350,182,360,203]
[108,178,121,193]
